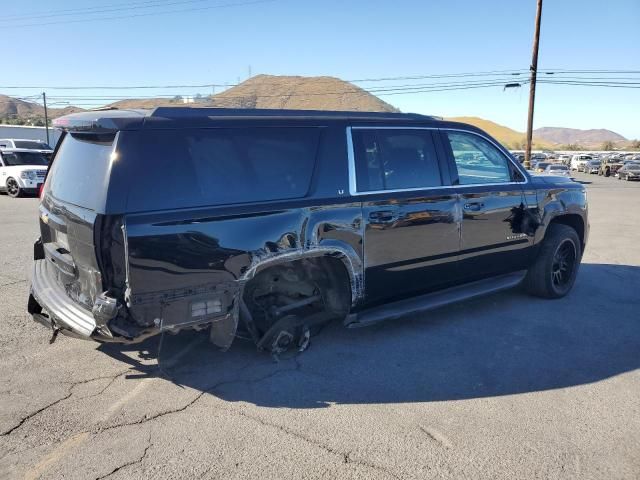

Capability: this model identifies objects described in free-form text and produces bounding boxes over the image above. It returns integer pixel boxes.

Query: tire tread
[524,223,581,298]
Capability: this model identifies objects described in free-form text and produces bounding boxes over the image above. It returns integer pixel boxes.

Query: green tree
[601,141,614,151]
[562,143,582,151]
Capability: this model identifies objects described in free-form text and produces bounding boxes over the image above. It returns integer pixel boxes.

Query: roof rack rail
[149,107,437,120]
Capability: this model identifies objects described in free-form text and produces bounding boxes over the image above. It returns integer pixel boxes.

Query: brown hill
[207,75,399,111]
[533,127,627,148]
[108,75,399,112]
[0,95,83,123]
[448,116,551,149]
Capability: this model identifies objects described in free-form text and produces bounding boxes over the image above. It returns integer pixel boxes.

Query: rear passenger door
[349,127,460,305]
[441,129,531,282]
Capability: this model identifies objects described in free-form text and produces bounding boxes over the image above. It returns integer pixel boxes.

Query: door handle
[464,202,484,211]
[369,210,397,223]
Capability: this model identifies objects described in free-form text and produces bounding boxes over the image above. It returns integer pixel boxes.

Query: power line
[0,0,277,28]
[35,77,640,103]
[39,77,534,99]
[1,69,638,91]
[0,0,212,21]
[0,70,531,90]
[1,77,638,112]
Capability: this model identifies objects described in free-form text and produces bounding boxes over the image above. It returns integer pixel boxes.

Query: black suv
[29,108,588,353]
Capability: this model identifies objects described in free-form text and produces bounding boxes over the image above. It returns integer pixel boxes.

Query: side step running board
[345,271,527,328]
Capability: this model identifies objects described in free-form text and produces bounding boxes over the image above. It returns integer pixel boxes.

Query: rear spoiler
[53,109,149,133]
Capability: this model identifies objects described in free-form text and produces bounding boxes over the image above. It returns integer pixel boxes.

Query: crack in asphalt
[0,391,73,436]
[226,408,402,480]
[94,431,152,480]
[93,358,401,479]
[95,358,267,433]
[0,278,27,288]
[3,354,399,478]
[72,370,131,400]
[1,370,131,437]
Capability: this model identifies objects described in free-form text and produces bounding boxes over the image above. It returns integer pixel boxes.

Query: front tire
[6,178,22,198]
[524,224,581,299]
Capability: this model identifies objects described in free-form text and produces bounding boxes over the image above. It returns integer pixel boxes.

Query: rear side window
[122,127,319,210]
[352,129,442,192]
[45,133,114,211]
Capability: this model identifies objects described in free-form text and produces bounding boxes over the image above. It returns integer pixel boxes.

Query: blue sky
[2,0,639,138]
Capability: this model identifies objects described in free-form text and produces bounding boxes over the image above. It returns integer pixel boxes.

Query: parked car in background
[0,149,49,197]
[570,154,592,171]
[543,164,571,177]
[617,163,640,181]
[584,160,601,174]
[599,157,624,177]
[558,154,571,165]
[0,139,53,161]
[28,108,588,354]
[535,162,550,173]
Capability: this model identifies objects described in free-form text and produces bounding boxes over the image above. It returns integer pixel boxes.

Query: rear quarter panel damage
[122,202,364,337]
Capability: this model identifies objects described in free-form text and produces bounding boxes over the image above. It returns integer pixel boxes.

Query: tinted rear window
[121,127,320,211]
[45,133,114,211]
[14,140,52,150]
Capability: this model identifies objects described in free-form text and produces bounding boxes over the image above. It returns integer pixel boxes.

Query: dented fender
[108,201,364,344]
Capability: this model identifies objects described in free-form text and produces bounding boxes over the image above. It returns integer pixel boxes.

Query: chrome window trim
[346,126,528,196]
[443,128,529,185]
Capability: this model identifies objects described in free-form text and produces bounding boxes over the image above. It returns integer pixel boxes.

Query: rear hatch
[36,132,117,325]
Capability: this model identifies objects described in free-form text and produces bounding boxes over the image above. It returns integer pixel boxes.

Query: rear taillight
[38,184,44,199]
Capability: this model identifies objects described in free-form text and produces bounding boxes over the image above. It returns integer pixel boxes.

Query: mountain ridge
[0,75,634,149]
[533,126,627,147]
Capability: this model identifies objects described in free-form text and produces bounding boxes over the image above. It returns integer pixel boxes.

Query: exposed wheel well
[548,214,585,252]
[242,255,352,334]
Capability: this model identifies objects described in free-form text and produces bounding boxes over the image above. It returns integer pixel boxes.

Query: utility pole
[524,0,543,170]
[42,92,50,145]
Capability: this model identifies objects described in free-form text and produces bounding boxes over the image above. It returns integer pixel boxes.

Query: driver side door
[441,129,532,283]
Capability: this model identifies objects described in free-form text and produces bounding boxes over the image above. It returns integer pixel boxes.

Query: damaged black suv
[29,108,588,354]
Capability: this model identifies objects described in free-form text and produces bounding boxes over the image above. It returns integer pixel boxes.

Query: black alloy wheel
[551,239,577,291]
[6,178,21,198]
[524,224,581,299]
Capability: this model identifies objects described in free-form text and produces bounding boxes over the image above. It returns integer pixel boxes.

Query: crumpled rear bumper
[29,259,97,339]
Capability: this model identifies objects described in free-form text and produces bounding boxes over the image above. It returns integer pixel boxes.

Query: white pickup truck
[0,149,49,197]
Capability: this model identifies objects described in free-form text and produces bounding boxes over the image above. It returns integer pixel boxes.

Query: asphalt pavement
[0,172,639,480]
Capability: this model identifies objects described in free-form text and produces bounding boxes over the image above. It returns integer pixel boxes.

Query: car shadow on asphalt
[98,263,640,408]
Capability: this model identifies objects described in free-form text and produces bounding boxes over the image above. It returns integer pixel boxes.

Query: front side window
[352,129,442,192]
[445,131,514,185]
